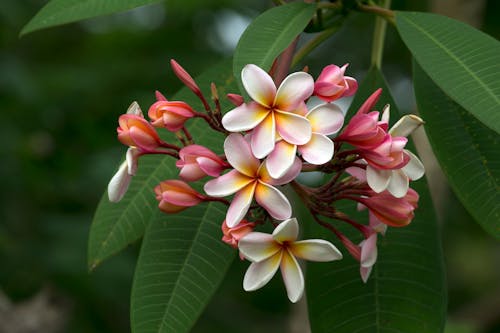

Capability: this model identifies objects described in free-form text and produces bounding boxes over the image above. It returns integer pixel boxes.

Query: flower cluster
[108,61,425,302]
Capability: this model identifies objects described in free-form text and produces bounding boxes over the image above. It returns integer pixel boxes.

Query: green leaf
[130,203,235,333]
[413,61,500,238]
[233,2,316,94]
[395,11,500,134]
[21,0,163,36]
[305,68,446,332]
[88,59,235,269]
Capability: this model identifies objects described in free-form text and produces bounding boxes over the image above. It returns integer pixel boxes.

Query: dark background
[0,0,499,332]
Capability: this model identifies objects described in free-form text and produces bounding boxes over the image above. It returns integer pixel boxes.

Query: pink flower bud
[176,145,227,182]
[221,220,255,249]
[313,64,358,102]
[358,188,419,227]
[148,100,195,132]
[170,59,202,95]
[154,180,204,214]
[117,114,162,151]
[226,93,244,106]
[155,90,168,101]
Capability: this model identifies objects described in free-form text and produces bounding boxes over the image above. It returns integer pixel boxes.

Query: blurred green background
[0,0,499,332]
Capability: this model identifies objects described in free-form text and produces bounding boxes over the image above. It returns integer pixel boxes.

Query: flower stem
[291,23,342,67]
[369,0,392,69]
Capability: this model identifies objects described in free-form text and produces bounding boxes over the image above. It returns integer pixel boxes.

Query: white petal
[389,114,424,137]
[360,234,378,268]
[274,72,314,111]
[126,101,143,116]
[108,161,131,202]
[280,249,304,303]
[275,111,311,145]
[238,232,281,262]
[402,150,425,180]
[224,133,260,177]
[387,169,409,198]
[242,64,276,107]
[226,182,256,227]
[255,182,292,221]
[126,147,140,175]
[306,103,344,135]
[298,133,334,165]
[266,140,297,179]
[204,169,253,197]
[272,218,299,243]
[243,252,282,291]
[360,266,373,283]
[251,113,276,159]
[222,102,269,132]
[265,157,302,186]
[290,239,342,262]
[366,166,391,193]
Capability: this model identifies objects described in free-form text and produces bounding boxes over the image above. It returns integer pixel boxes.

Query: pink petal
[274,72,314,111]
[366,166,391,193]
[387,169,409,198]
[243,251,282,291]
[280,249,304,303]
[241,64,276,108]
[222,102,270,132]
[265,140,297,179]
[360,234,378,268]
[238,232,281,262]
[271,217,298,243]
[178,163,206,182]
[356,88,382,115]
[298,133,334,165]
[251,113,276,159]
[226,182,256,227]
[306,103,344,135]
[289,239,342,262]
[275,111,311,145]
[204,169,253,197]
[255,182,292,221]
[346,164,367,182]
[402,150,425,180]
[225,133,260,177]
[197,157,224,177]
[108,161,131,202]
[260,157,301,186]
[343,76,358,97]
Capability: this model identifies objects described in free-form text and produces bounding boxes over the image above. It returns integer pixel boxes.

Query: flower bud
[226,93,244,106]
[176,145,226,182]
[313,64,358,102]
[358,188,419,227]
[154,180,204,213]
[170,59,202,96]
[148,100,195,132]
[117,114,162,151]
[222,220,255,248]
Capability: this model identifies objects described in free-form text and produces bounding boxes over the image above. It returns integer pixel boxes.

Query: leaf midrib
[400,14,500,106]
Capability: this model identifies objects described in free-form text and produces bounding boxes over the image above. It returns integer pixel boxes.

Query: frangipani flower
[238,218,342,302]
[176,145,227,182]
[222,64,314,159]
[204,133,301,227]
[155,180,204,213]
[118,114,163,151]
[265,103,344,178]
[108,147,140,202]
[366,113,425,197]
[313,64,358,102]
[148,100,195,132]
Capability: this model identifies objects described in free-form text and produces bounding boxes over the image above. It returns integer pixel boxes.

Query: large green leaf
[305,68,446,332]
[130,203,235,333]
[413,61,500,238]
[88,60,234,269]
[233,1,316,94]
[21,0,164,36]
[395,11,500,134]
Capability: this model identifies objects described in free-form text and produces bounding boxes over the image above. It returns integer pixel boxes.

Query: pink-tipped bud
[176,145,227,182]
[154,180,204,214]
[222,220,255,249]
[148,100,195,132]
[170,59,201,95]
[226,93,244,107]
[117,114,162,151]
[155,90,168,101]
[313,64,358,102]
[337,112,386,149]
[358,188,419,227]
